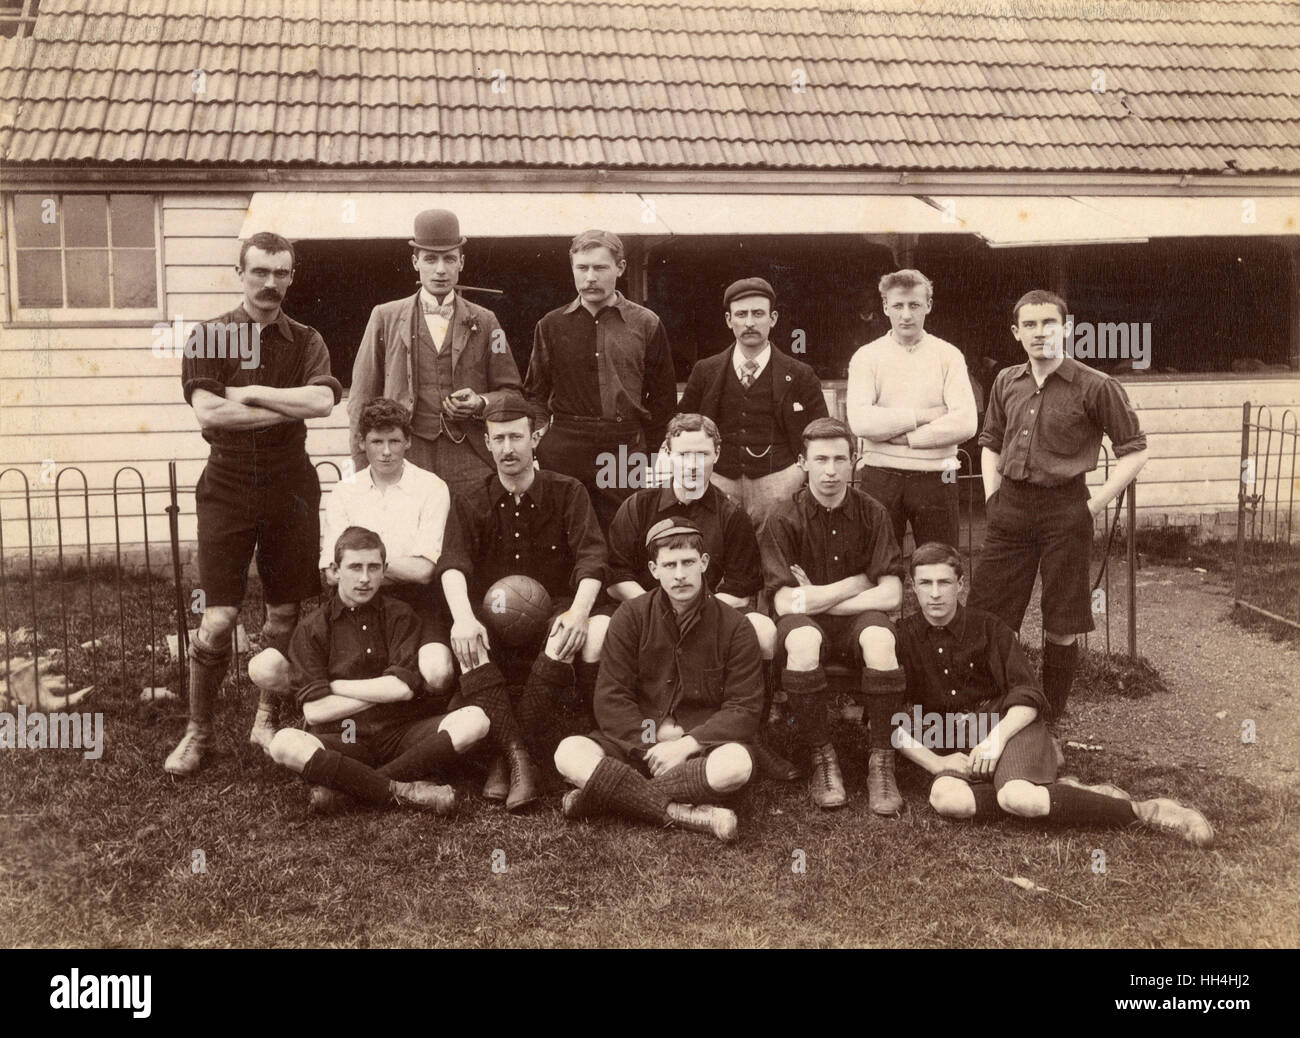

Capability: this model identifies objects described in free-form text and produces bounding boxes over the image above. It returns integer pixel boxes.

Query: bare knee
[439,705,489,752]
[262,603,299,638]
[269,728,322,771]
[858,625,897,670]
[247,648,291,694]
[581,615,609,663]
[929,775,978,818]
[784,627,822,670]
[198,606,239,643]
[997,779,1050,818]
[748,613,777,660]
[420,643,455,693]
[705,743,753,793]
[554,735,604,786]
[1044,631,1076,646]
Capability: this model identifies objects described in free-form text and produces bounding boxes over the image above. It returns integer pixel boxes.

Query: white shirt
[732,342,772,382]
[319,460,451,572]
[418,288,455,352]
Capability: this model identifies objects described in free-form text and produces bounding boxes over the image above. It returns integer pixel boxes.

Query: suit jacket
[677,344,829,461]
[348,291,522,469]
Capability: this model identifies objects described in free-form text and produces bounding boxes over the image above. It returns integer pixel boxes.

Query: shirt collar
[361,463,409,491]
[656,482,718,514]
[329,591,379,620]
[797,483,856,518]
[488,469,548,509]
[419,287,457,309]
[733,343,772,378]
[564,290,629,319]
[1009,356,1076,384]
[889,330,928,353]
[235,303,293,341]
[924,603,968,640]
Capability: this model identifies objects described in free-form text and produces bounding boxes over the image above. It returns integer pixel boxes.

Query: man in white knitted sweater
[846,269,978,553]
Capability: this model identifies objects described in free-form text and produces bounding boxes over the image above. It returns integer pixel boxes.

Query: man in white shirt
[846,269,977,553]
[320,397,455,698]
[348,209,521,496]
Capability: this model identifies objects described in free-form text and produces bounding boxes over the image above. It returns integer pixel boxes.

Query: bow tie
[421,299,454,318]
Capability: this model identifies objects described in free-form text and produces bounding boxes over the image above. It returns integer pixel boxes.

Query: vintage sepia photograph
[0,0,1296,973]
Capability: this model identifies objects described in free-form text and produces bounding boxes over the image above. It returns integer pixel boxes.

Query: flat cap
[645,516,703,549]
[482,390,533,423]
[723,277,776,310]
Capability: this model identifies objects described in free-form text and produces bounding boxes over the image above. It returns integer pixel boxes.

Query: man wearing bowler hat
[350,209,522,497]
[678,277,828,526]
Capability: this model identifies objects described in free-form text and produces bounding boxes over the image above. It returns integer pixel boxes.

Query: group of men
[162,208,1213,850]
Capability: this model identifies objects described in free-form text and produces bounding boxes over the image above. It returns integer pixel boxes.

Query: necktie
[740,359,758,389]
[422,299,454,318]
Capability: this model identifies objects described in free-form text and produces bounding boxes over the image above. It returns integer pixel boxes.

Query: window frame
[4,192,166,324]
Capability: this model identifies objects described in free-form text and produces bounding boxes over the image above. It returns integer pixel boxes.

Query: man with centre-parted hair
[604,411,798,781]
[759,417,907,814]
[319,397,456,701]
[436,391,609,811]
[348,208,522,497]
[677,277,828,526]
[970,289,1149,723]
[894,541,1213,847]
[166,230,341,778]
[524,229,677,531]
[246,526,491,815]
[554,518,763,842]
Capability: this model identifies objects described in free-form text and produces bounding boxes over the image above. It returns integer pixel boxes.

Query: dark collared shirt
[595,587,764,754]
[436,469,607,603]
[525,292,677,448]
[760,486,902,596]
[606,484,761,598]
[181,304,342,458]
[979,356,1147,486]
[896,604,1046,717]
[288,592,428,733]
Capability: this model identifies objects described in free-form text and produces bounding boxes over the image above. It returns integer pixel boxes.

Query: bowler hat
[410,209,467,251]
[723,277,776,310]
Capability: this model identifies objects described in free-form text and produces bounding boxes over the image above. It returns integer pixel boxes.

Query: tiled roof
[1,0,1297,172]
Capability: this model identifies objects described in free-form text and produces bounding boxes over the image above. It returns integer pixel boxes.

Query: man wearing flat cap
[554,518,764,841]
[678,277,828,526]
[436,391,609,810]
[524,229,677,532]
[349,209,522,497]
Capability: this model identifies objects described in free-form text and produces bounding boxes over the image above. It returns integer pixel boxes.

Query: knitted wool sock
[861,666,907,752]
[1042,640,1079,720]
[460,662,521,749]
[186,628,231,728]
[568,756,669,824]
[1044,782,1139,826]
[650,757,715,804]
[573,659,600,712]
[782,667,831,749]
[301,747,393,806]
[379,729,460,784]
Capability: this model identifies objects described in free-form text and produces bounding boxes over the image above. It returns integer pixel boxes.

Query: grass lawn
[1,568,1297,948]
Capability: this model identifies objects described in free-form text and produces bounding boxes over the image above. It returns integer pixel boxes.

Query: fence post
[1126,478,1137,658]
[1234,401,1250,604]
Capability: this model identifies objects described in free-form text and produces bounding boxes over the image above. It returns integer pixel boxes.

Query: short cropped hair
[358,398,412,440]
[239,231,296,270]
[1012,289,1068,325]
[651,531,705,561]
[800,417,856,457]
[665,413,722,452]
[878,268,933,302]
[910,541,964,579]
[334,526,386,565]
[570,229,624,264]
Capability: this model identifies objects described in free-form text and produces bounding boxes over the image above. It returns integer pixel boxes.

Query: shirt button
[1022,430,1029,436]
[515,532,520,538]
[1029,409,1035,415]
[366,648,372,654]
[361,625,367,631]
[833,555,838,561]
[937,648,943,653]
[515,554,520,559]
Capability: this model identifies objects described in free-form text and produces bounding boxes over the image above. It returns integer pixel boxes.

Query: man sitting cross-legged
[893,541,1213,847]
[554,518,763,842]
[247,526,490,814]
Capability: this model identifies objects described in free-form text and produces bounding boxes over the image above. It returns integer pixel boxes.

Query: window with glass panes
[11,193,159,311]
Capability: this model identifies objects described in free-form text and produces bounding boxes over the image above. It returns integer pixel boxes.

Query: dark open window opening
[0,0,41,39]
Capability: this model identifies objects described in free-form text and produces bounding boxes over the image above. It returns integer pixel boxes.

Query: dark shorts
[195,451,322,607]
[858,466,960,553]
[584,732,754,786]
[969,477,1095,635]
[774,610,895,670]
[312,710,451,782]
[382,582,451,646]
[931,719,1059,791]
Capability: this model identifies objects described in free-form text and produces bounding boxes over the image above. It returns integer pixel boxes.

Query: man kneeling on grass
[554,519,763,842]
[247,526,490,814]
[893,541,1213,847]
